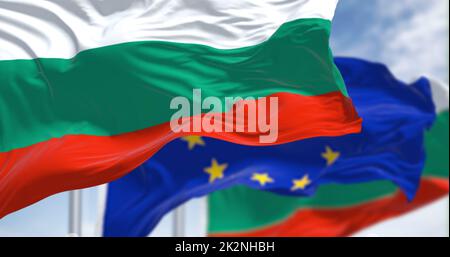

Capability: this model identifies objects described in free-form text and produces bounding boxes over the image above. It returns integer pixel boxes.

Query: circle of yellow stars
[180,137,340,189]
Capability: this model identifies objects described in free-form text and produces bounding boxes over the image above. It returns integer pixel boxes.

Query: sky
[332,0,449,82]
[0,0,448,236]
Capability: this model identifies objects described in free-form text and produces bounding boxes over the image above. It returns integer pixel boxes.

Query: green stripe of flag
[423,111,449,177]
[208,181,398,233]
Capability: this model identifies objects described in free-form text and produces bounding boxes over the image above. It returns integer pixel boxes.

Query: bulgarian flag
[0,1,361,218]
[208,79,449,237]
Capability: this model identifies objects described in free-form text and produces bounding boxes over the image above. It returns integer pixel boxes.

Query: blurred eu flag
[102,58,436,237]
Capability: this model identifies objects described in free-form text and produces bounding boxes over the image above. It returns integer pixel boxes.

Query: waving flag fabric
[0,0,361,218]
[208,78,449,237]
[101,58,436,237]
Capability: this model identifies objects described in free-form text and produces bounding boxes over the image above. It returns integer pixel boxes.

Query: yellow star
[321,146,340,166]
[204,158,228,183]
[251,173,274,186]
[291,174,311,191]
[181,136,205,150]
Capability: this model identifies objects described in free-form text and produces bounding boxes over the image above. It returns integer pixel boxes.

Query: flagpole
[68,190,82,237]
[172,205,185,237]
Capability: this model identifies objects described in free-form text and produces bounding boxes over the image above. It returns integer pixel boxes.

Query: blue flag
[102,58,436,237]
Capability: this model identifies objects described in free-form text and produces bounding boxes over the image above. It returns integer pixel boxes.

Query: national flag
[100,58,436,237]
[0,0,361,218]
[207,71,449,237]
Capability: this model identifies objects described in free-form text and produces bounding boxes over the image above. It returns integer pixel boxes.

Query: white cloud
[380,0,449,82]
[333,0,449,82]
